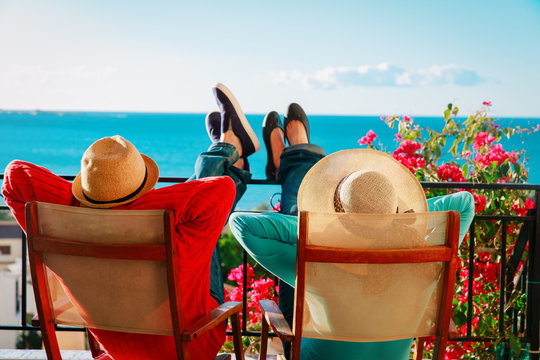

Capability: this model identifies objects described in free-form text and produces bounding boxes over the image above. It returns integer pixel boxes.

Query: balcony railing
[0,175,539,359]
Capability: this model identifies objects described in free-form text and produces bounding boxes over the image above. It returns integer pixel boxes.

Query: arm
[1,160,76,230]
[229,212,298,287]
[427,191,475,245]
[125,176,236,267]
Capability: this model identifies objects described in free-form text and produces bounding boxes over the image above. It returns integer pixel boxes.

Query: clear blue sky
[1,0,539,116]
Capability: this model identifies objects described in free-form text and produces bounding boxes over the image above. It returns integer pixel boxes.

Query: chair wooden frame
[25,201,244,360]
[258,210,461,360]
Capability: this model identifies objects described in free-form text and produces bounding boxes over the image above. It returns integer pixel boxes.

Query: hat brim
[72,154,159,209]
[298,149,427,213]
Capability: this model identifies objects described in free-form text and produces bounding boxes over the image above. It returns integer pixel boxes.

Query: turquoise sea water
[1,111,539,210]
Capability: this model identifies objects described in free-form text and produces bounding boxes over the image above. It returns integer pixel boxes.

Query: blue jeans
[277,144,325,359]
[189,142,251,305]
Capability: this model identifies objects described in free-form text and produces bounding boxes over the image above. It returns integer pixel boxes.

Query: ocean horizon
[1,110,539,211]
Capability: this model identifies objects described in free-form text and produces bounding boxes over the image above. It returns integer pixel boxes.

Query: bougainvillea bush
[220,262,279,354]
[360,102,538,359]
[222,102,538,358]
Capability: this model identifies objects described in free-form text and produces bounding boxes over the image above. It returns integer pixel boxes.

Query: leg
[188,142,251,209]
[278,144,325,216]
[190,83,259,305]
[189,143,251,305]
[263,104,325,358]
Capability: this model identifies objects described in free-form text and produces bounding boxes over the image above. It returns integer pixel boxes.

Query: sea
[1,111,539,211]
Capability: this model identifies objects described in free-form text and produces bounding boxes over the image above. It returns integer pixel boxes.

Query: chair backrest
[25,201,184,359]
[293,210,460,359]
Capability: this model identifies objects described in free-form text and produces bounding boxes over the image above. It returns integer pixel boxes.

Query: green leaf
[444,109,451,121]
[509,335,521,356]
[514,162,522,177]
[500,162,510,176]
[462,164,469,179]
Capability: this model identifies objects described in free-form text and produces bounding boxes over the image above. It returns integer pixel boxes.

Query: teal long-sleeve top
[229,191,475,360]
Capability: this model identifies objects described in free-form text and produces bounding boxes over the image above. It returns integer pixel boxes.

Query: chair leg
[231,313,244,360]
[259,319,269,360]
[433,337,448,360]
[414,337,425,360]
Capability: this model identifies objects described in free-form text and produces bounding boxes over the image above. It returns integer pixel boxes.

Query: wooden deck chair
[25,201,244,360]
[258,210,461,360]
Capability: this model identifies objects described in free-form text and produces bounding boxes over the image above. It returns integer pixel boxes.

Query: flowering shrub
[359,102,539,359]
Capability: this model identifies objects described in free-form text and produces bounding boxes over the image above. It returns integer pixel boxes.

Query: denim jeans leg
[277,144,325,358]
[278,144,325,216]
[189,142,252,304]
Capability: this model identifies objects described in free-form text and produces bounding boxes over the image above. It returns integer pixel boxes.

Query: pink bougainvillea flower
[403,115,411,122]
[358,129,377,145]
[512,198,536,216]
[394,133,402,142]
[482,100,492,106]
[474,143,518,168]
[392,140,424,173]
[227,263,255,286]
[473,132,496,150]
[272,202,281,212]
[437,163,466,182]
[380,115,385,121]
[472,193,487,212]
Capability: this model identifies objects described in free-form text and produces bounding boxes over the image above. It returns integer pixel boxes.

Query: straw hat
[72,135,159,208]
[298,149,427,214]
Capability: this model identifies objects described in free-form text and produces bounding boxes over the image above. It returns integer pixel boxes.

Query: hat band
[333,174,351,213]
[82,168,148,205]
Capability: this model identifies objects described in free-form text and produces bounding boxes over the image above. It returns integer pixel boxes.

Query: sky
[1,0,540,117]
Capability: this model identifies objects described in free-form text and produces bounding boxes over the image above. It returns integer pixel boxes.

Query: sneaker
[262,111,284,180]
[205,111,221,143]
[212,83,260,157]
[284,103,310,144]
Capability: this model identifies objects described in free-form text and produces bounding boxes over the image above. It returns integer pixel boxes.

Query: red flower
[512,198,535,216]
[403,115,411,122]
[473,132,496,150]
[393,140,424,173]
[472,193,487,212]
[474,143,518,168]
[227,264,255,286]
[482,100,492,106]
[437,163,466,182]
[358,129,377,145]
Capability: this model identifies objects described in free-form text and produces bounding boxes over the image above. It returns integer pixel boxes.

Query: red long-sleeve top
[2,160,236,360]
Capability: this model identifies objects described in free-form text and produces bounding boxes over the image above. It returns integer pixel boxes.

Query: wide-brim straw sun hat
[298,149,427,214]
[72,135,159,209]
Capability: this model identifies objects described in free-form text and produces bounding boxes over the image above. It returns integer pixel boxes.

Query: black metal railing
[0,176,539,359]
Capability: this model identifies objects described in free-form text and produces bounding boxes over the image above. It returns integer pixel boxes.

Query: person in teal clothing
[229,104,476,360]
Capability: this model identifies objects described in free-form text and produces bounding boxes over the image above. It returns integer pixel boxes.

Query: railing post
[526,190,540,360]
[467,221,476,339]
[21,231,28,328]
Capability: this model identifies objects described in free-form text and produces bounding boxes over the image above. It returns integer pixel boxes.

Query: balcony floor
[0,350,282,360]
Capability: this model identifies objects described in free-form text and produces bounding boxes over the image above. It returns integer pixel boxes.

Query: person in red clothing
[1,83,259,360]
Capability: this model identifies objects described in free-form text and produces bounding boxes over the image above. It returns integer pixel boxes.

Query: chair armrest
[259,300,293,342]
[182,301,242,341]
